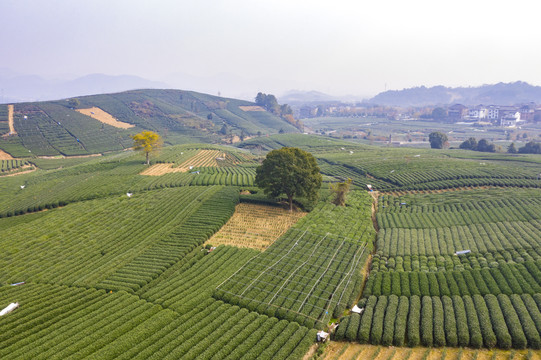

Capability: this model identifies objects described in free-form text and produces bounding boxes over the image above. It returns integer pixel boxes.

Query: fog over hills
[368,81,541,107]
[0,71,168,103]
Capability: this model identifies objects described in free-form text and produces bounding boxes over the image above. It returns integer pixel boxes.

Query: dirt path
[1,165,36,177]
[7,104,16,135]
[370,191,379,232]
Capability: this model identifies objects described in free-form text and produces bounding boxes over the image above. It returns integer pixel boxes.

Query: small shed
[366,184,373,191]
[351,305,364,314]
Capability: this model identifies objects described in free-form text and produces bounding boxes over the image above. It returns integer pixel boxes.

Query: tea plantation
[0,132,540,358]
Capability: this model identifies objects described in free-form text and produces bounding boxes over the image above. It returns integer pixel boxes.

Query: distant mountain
[278,90,339,105]
[369,82,541,106]
[0,89,298,157]
[0,72,169,103]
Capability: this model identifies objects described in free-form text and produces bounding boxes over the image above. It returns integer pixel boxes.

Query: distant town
[297,102,540,128]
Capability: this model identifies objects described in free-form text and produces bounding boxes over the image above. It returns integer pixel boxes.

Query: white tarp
[352,305,363,313]
[0,302,19,316]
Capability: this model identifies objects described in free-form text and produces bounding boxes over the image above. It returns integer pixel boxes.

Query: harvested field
[140,163,185,176]
[206,202,306,250]
[321,343,538,360]
[76,107,135,129]
[140,150,228,176]
[239,105,266,112]
[0,149,14,160]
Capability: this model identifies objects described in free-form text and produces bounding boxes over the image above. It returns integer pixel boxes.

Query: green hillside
[0,89,298,157]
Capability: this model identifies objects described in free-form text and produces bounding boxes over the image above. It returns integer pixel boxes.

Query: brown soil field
[239,105,266,111]
[320,343,539,360]
[76,107,135,129]
[8,104,16,135]
[206,203,306,250]
[0,149,14,160]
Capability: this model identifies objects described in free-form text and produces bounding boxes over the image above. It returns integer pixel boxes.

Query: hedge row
[334,294,541,349]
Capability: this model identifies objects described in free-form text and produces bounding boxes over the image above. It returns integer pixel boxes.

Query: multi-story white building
[468,106,487,119]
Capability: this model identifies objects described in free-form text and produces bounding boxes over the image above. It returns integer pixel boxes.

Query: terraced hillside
[0,89,298,157]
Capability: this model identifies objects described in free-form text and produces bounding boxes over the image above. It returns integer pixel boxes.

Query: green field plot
[343,186,541,350]
[0,282,316,360]
[215,191,375,328]
[0,186,223,287]
[0,105,9,135]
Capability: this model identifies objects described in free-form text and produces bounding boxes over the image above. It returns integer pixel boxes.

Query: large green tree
[255,147,322,211]
[132,130,162,165]
[428,131,448,149]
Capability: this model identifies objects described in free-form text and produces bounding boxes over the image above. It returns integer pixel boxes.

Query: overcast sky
[2,0,540,98]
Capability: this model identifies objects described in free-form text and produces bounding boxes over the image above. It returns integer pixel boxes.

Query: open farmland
[0,132,540,358]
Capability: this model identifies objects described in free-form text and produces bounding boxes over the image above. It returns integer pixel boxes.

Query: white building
[468,106,487,119]
[500,112,521,127]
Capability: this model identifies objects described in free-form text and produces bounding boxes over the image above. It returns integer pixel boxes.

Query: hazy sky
[2,0,541,98]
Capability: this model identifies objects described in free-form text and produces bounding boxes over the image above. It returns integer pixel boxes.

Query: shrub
[498,294,527,349]
[419,272,429,295]
[432,296,446,347]
[381,295,399,345]
[485,294,512,349]
[409,272,420,296]
[421,296,433,347]
[442,296,457,347]
[345,313,361,342]
[467,295,488,348]
[452,295,470,347]
[393,296,409,347]
[407,295,421,347]
[510,294,541,349]
[400,272,411,297]
[357,295,377,343]
[369,296,388,345]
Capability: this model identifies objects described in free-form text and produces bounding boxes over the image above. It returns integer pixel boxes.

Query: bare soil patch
[140,150,227,176]
[0,149,14,160]
[76,107,135,129]
[239,105,266,112]
[206,203,306,250]
[7,104,16,135]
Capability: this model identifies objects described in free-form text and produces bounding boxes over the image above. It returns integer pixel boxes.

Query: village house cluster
[447,103,540,127]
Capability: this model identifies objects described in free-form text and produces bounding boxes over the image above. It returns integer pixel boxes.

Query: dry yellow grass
[206,203,306,250]
[140,163,186,176]
[320,343,538,360]
[140,150,227,176]
[7,104,16,135]
[76,107,135,129]
[0,149,14,160]
[239,105,266,112]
